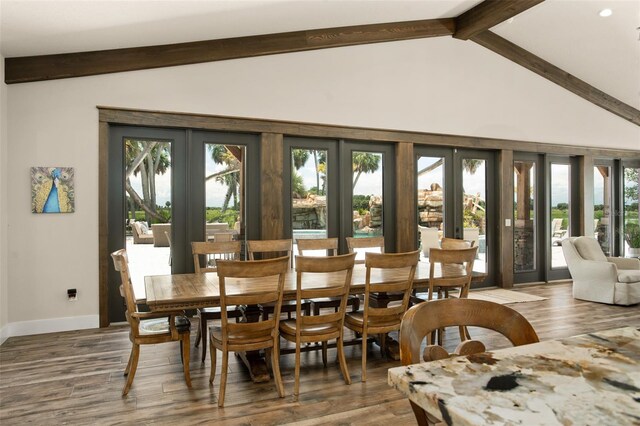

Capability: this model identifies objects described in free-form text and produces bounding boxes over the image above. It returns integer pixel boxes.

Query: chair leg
[122,344,140,396]
[337,336,351,385]
[209,341,217,385]
[322,341,328,367]
[124,345,135,376]
[181,335,192,388]
[218,350,229,407]
[459,325,470,342]
[294,340,301,399]
[194,314,202,348]
[314,304,320,316]
[271,339,285,398]
[200,317,208,363]
[379,333,387,357]
[361,331,368,382]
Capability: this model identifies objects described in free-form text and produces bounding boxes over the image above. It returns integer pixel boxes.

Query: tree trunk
[313,150,320,194]
[148,154,156,214]
[126,180,167,223]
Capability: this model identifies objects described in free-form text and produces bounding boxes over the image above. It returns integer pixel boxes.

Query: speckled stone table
[388,326,640,425]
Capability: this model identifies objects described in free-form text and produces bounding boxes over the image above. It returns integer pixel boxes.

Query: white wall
[1,54,8,343]
[4,38,640,337]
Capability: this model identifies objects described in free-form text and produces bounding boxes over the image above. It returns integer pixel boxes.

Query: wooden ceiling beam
[471,31,640,126]
[454,0,545,40]
[4,18,454,84]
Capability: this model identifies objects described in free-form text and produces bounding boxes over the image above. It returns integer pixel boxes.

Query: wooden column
[260,133,284,240]
[579,155,595,237]
[498,149,514,289]
[395,142,416,253]
[98,121,110,327]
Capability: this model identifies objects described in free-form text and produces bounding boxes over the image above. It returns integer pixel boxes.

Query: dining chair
[111,249,191,396]
[399,298,539,426]
[425,246,478,344]
[279,252,357,397]
[440,237,475,249]
[344,250,420,382]
[209,256,289,407]
[297,238,360,315]
[346,236,385,264]
[247,239,311,319]
[191,241,242,363]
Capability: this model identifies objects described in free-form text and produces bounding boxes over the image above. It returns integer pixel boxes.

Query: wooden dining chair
[297,238,360,315]
[209,256,289,407]
[440,237,475,249]
[344,250,420,381]
[346,236,385,264]
[191,241,242,363]
[111,249,191,396]
[279,252,357,397]
[425,246,478,344]
[247,239,311,319]
[399,298,539,426]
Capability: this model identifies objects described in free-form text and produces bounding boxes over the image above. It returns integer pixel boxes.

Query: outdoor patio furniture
[131,222,154,244]
[562,236,640,305]
[151,223,171,247]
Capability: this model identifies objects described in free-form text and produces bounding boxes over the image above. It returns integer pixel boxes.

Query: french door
[108,125,260,323]
[282,137,395,254]
[415,147,496,286]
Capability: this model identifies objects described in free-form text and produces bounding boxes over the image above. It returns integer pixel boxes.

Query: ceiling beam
[4,18,454,84]
[454,0,545,40]
[472,31,640,127]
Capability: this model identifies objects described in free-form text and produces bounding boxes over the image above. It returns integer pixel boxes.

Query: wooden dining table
[144,260,485,382]
[388,326,640,425]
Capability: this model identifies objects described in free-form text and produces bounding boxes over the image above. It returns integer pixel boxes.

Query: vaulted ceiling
[1,0,639,115]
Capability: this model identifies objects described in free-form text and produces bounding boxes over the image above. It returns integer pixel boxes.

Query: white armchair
[561,236,640,305]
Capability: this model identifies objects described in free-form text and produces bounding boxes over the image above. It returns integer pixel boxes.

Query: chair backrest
[192,241,242,273]
[399,298,539,365]
[247,239,293,265]
[440,237,474,249]
[362,250,420,331]
[296,237,338,256]
[551,218,563,234]
[346,236,385,264]
[427,246,478,299]
[110,249,140,337]
[215,256,290,344]
[418,226,440,255]
[570,236,607,262]
[294,253,356,327]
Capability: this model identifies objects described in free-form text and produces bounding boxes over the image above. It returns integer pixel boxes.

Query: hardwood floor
[1,283,639,425]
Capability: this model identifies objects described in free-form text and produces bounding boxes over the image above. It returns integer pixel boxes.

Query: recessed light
[599,8,612,17]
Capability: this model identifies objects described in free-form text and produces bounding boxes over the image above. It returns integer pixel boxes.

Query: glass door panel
[352,151,383,239]
[594,165,613,256]
[204,143,244,244]
[417,156,446,236]
[291,148,329,256]
[461,158,487,273]
[623,166,640,257]
[514,160,537,273]
[124,138,172,298]
[550,163,570,269]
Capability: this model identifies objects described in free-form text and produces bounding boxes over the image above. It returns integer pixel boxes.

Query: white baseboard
[0,315,99,344]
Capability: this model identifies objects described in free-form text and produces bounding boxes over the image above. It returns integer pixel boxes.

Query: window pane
[205,144,242,243]
[551,163,570,269]
[291,149,328,253]
[462,158,486,273]
[125,138,172,296]
[594,166,612,256]
[623,167,640,257]
[417,156,445,259]
[352,152,383,239]
[514,161,536,273]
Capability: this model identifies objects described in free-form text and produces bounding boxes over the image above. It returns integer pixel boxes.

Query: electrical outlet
[67,288,78,301]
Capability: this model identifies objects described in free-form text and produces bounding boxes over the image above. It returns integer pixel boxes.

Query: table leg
[238,304,271,383]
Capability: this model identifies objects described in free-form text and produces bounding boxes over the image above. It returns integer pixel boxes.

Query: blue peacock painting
[31,167,75,213]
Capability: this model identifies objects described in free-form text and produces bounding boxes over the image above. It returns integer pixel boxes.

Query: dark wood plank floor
[1,283,639,425]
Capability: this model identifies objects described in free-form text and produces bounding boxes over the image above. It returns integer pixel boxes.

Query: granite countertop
[388,326,640,425]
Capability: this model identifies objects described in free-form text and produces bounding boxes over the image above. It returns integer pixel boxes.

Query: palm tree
[206,144,241,213]
[352,152,381,189]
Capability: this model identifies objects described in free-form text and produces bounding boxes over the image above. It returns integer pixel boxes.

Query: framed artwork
[31,167,75,213]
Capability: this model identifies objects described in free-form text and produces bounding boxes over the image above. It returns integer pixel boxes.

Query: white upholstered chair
[561,236,640,305]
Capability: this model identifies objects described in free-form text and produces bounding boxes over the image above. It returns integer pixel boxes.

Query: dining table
[388,326,640,425]
[144,260,486,382]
